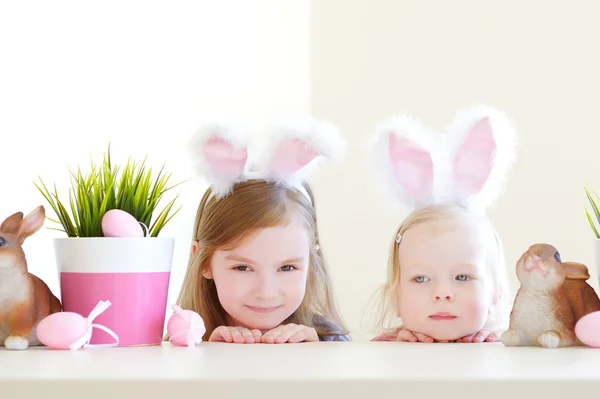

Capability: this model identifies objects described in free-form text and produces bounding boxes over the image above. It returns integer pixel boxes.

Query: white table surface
[1,341,600,398]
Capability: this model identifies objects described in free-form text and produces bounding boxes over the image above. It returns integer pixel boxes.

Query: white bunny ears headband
[373,105,518,216]
[191,117,346,199]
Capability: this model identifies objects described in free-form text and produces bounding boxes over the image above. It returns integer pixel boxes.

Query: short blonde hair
[173,179,348,340]
[373,203,511,335]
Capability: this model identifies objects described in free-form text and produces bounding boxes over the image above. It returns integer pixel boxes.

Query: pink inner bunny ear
[204,137,248,180]
[388,132,434,204]
[267,138,319,177]
[452,117,496,198]
[17,206,45,242]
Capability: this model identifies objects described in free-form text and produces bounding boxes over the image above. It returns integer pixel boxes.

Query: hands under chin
[208,326,262,343]
[260,323,319,343]
[454,329,501,343]
[396,328,501,343]
[209,324,319,344]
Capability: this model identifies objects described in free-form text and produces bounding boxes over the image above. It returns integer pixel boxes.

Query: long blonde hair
[174,179,348,340]
[372,203,511,335]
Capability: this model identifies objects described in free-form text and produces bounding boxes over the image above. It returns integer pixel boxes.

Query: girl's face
[204,214,310,330]
[397,218,495,340]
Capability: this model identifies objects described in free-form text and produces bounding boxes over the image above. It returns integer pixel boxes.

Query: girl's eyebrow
[455,263,480,272]
[225,254,256,264]
[224,255,305,264]
[279,257,305,264]
[401,262,429,270]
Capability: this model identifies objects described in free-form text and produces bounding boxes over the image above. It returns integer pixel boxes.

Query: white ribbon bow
[69,300,120,351]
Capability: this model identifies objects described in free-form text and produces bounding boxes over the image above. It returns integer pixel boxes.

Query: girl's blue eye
[554,252,561,262]
[234,265,251,271]
[415,276,426,283]
[280,265,295,272]
[456,275,470,281]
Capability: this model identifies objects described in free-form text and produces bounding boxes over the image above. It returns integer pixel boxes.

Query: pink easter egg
[101,209,144,238]
[167,309,205,346]
[36,312,89,350]
[575,311,600,348]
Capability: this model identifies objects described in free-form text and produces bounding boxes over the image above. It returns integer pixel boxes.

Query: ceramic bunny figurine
[0,205,62,350]
[500,243,600,348]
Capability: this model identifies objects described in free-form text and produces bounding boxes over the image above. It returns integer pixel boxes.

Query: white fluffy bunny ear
[257,117,346,187]
[190,122,249,197]
[373,115,438,208]
[442,105,518,210]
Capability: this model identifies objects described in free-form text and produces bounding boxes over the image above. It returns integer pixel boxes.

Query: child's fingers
[461,333,476,343]
[260,329,277,344]
[414,332,434,343]
[485,332,500,342]
[288,326,319,343]
[251,329,262,342]
[287,329,308,344]
[208,327,263,343]
[261,324,320,343]
[229,327,246,344]
[396,329,418,342]
[209,326,232,342]
[472,330,490,343]
[275,324,305,343]
[239,328,256,344]
[261,326,286,343]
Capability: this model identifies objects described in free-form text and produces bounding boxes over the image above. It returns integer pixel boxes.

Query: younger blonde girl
[372,203,511,342]
[368,105,518,343]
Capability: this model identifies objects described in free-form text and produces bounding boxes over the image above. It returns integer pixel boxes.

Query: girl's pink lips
[246,305,282,313]
[429,312,457,320]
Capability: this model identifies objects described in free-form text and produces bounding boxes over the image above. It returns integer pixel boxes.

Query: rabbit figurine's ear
[17,206,45,243]
[444,105,518,210]
[373,116,437,208]
[563,262,591,280]
[0,211,24,235]
[190,122,249,197]
[259,117,346,186]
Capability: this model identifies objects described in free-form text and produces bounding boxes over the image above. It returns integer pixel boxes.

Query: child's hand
[209,326,262,343]
[260,323,319,343]
[455,329,501,343]
[396,329,435,343]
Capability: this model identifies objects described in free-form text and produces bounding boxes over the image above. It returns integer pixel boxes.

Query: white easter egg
[101,209,144,238]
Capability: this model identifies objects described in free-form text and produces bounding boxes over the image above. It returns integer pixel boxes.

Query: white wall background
[3,1,600,343]
[0,0,310,326]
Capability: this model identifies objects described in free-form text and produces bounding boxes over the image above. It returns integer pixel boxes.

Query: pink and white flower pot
[53,237,174,346]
